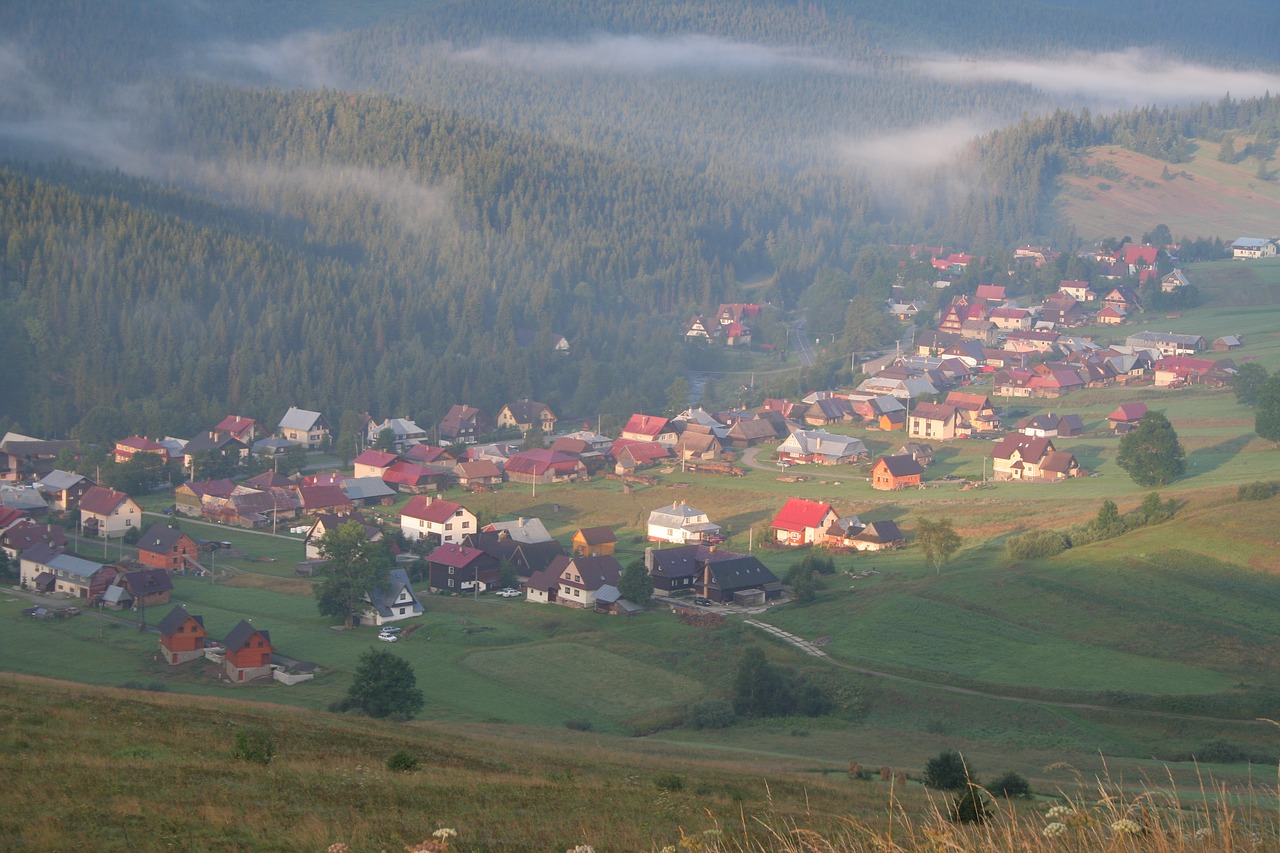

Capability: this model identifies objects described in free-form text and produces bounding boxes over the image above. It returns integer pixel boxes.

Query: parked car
[496,588,522,598]
[379,626,402,635]
[377,633,398,642]
[693,597,713,606]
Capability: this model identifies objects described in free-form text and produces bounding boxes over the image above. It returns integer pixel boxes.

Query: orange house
[157,605,207,665]
[223,620,274,682]
[136,524,200,571]
[871,455,924,491]
[572,526,616,557]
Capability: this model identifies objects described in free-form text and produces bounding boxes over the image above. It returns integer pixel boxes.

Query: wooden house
[157,606,208,665]
[115,569,174,608]
[222,620,275,683]
[496,399,556,435]
[573,526,617,557]
[870,455,924,491]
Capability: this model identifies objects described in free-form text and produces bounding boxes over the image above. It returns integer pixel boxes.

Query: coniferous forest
[0,0,1278,440]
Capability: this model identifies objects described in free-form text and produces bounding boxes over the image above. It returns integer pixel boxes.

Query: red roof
[975,284,1006,301]
[611,440,670,463]
[771,498,836,533]
[504,449,581,476]
[426,543,487,568]
[402,496,466,524]
[79,486,134,516]
[296,485,353,511]
[214,415,258,438]
[1154,356,1216,375]
[403,444,452,465]
[353,449,398,468]
[382,461,438,486]
[1123,245,1159,266]
[0,507,28,531]
[621,413,668,438]
[1108,403,1148,422]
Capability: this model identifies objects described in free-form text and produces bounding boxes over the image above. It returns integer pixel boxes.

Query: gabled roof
[179,478,237,499]
[975,284,1006,301]
[992,434,1054,462]
[243,471,294,490]
[223,620,271,653]
[353,449,399,469]
[157,605,205,635]
[465,531,565,574]
[872,455,924,478]
[439,404,486,433]
[36,470,86,492]
[341,477,397,501]
[427,543,489,569]
[703,553,780,593]
[79,486,135,516]
[455,459,504,480]
[367,569,424,617]
[296,485,353,512]
[648,501,710,527]
[771,498,836,532]
[137,524,193,556]
[502,400,553,426]
[852,520,904,544]
[403,444,453,465]
[648,544,702,580]
[561,555,622,591]
[1109,402,1149,422]
[214,415,259,438]
[909,402,957,423]
[610,440,670,464]
[575,526,616,546]
[402,496,467,524]
[278,407,326,432]
[504,449,582,476]
[120,569,174,596]
[2,519,67,552]
[621,413,669,438]
[484,517,552,544]
[778,429,866,459]
[382,461,442,486]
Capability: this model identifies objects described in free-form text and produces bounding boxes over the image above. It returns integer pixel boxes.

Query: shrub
[385,750,420,772]
[563,717,593,732]
[1006,530,1070,560]
[1238,481,1278,501]
[231,726,275,765]
[924,750,972,791]
[990,770,1033,799]
[686,699,737,730]
[949,787,992,824]
[1194,739,1248,763]
[655,773,685,792]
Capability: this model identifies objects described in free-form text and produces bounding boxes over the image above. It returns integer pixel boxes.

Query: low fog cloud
[193,31,345,89]
[915,49,1280,107]
[830,119,994,173]
[450,33,851,75]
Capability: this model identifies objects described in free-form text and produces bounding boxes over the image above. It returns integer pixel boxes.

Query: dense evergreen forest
[0,1,1277,443]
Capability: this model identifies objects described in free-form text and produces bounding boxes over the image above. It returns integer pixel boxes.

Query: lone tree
[1116,411,1185,487]
[1232,362,1269,407]
[315,520,393,627]
[334,648,425,720]
[924,749,973,790]
[618,559,654,605]
[916,517,962,574]
[1256,374,1280,444]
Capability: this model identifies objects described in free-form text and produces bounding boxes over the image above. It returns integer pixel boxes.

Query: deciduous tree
[1256,374,1280,444]
[315,521,393,628]
[1232,362,1269,407]
[618,559,653,605]
[917,517,962,574]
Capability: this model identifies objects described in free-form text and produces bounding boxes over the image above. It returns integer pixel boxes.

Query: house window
[399,607,406,615]
[445,523,453,530]
[449,567,454,575]
[448,579,454,588]
[462,521,470,529]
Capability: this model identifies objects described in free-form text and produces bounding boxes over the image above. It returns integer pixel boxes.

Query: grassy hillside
[1056,141,1280,241]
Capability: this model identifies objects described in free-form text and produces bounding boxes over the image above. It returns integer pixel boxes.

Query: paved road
[791,323,817,366]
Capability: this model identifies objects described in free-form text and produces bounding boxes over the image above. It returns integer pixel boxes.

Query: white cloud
[194,31,345,89]
[914,49,1280,107]
[829,119,995,172]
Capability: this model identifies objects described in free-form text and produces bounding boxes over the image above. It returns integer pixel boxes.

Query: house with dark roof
[0,433,79,482]
[573,526,617,557]
[1107,402,1149,433]
[770,498,838,546]
[871,455,924,491]
[644,544,703,595]
[296,484,354,517]
[496,399,556,435]
[776,429,867,465]
[180,431,248,474]
[526,554,623,609]
[366,417,428,453]
[438,404,492,445]
[115,569,174,608]
[907,402,960,441]
[724,418,778,447]
[364,567,425,623]
[698,550,782,605]
[427,544,499,594]
[833,519,905,552]
[79,486,141,539]
[136,524,200,571]
[19,545,116,600]
[222,620,274,683]
[1,519,67,560]
[991,435,1080,481]
[464,530,565,579]
[504,449,586,484]
[157,606,208,665]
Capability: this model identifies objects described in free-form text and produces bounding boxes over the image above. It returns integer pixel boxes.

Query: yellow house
[572,526,616,557]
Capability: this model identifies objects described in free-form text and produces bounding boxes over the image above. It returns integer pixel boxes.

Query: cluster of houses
[685,303,761,348]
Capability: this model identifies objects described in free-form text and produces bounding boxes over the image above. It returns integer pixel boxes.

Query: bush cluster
[385,750,420,772]
[231,726,275,765]
[1238,481,1278,501]
[1006,494,1176,561]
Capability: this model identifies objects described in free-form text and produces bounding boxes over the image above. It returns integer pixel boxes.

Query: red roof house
[1108,402,1149,433]
[770,498,838,546]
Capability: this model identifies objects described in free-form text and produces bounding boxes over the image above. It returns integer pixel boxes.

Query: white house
[361,568,423,626]
[400,495,475,545]
[647,501,722,544]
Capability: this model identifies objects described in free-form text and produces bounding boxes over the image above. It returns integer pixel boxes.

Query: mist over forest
[1,0,1278,440]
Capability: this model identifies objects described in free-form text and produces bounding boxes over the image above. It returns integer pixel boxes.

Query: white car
[496,588,522,598]
[377,633,398,642]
